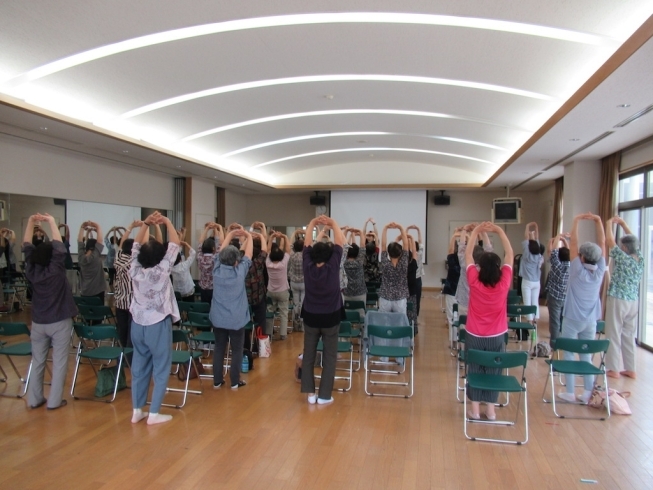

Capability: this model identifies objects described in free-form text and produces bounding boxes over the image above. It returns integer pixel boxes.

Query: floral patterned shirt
[197,245,217,290]
[608,246,644,301]
[130,241,180,325]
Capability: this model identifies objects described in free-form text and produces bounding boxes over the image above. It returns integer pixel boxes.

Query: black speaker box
[433,195,450,206]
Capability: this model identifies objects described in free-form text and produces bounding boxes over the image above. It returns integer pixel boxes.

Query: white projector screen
[330,190,428,261]
[67,200,142,254]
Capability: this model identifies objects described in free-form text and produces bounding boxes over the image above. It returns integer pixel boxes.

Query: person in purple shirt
[22,213,78,410]
[300,215,345,406]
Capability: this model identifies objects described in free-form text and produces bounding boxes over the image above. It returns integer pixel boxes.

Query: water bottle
[241,354,249,373]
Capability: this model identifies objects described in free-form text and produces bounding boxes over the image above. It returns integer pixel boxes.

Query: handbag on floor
[94,364,127,397]
[588,387,632,415]
[256,326,272,358]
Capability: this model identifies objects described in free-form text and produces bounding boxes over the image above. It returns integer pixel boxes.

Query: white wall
[562,160,602,241]
[244,193,317,227]
[0,134,174,210]
[224,189,248,226]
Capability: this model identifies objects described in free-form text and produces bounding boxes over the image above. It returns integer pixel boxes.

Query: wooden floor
[1,292,652,490]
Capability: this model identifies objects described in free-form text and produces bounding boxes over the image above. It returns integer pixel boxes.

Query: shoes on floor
[620,370,636,379]
[484,412,496,421]
[47,399,67,410]
[231,380,246,389]
[30,398,47,409]
[606,370,620,379]
[557,392,577,403]
[317,397,334,405]
[307,393,317,404]
[577,390,592,405]
[467,410,480,420]
[280,336,287,340]
[213,381,225,389]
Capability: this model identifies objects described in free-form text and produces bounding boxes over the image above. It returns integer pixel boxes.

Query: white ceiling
[1,1,652,191]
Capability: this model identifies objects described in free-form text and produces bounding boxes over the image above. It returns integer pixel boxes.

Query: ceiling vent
[512,172,543,190]
[613,103,653,128]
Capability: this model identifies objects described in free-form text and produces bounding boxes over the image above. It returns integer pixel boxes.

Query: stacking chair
[451,314,467,356]
[71,324,132,403]
[341,306,363,371]
[366,291,379,310]
[556,320,606,385]
[158,329,203,408]
[364,324,414,398]
[178,301,210,329]
[73,295,103,307]
[187,312,216,378]
[449,304,460,353]
[463,349,528,445]
[0,322,33,398]
[507,304,537,351]
[542,338,610,420]
[77,304,116,325]
[315,322,354,392]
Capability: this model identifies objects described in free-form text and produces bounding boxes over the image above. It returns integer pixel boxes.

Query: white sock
[147,413,173,425]
[131,408,148,423]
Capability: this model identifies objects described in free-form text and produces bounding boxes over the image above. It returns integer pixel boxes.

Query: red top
[466,264,512,337]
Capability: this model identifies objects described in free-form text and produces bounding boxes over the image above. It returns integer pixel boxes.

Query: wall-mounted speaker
[433,191,450,206]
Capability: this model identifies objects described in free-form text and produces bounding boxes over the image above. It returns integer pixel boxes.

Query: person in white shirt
[171,241,196,302]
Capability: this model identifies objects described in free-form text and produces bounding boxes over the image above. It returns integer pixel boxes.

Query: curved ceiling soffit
[181,109,533,142]
[0,13,616,89]
[250,147,495,175]
[221,132,508,158]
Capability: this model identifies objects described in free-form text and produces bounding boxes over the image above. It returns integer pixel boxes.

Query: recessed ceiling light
[358,140,367,143]
[39,126,47,131]
[242,184,246,186]
[617,104,631,108]
[369,154,374,157]
[122,150,129,153]
[569,138,580,141]
[325,94,334,100]
[176,165,182,168]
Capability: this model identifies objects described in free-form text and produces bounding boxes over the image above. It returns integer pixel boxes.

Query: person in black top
[444,228,462,334]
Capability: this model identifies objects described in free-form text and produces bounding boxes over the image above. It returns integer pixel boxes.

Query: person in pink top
[464,222,514,421]
[266,231,291,339]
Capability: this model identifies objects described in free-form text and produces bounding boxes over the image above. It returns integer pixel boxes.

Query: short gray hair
[620,234,639,255]
[219,245,240,266]
[579,242,602,265]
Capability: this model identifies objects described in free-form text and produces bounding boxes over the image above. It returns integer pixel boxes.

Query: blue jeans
[131,316,172,413]
[561,316,596,393]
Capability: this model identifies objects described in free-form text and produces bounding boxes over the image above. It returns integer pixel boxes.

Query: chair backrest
[506,295,522,305]
[74,324,119,342]
[339,321,352,335]
[466,349,528,370]
[78,304,113,320]
[406,302,415,312]
[553,337,610,355]
[74,296,103,306]
[188,311,213,329]
[344,300,366,312]
[0,322,30,338]
[458,328,466,342]
[345,310,361,323]
[595,320,605,334]
[366,292,379,301]
[172,329,190,344]
[178,301,210,314]
[367,324,413,340]
[458,315,467,326]
[508,289,520,298]
[507,304,537,317]
[453,303,458,313]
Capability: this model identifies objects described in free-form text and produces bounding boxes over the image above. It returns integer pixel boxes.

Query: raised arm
[465,225,483,267]
[135,214,155,245]
[199,223,211,244]
[448,229,461,254]
[304,218,319,248]
[381,223,390,252]
[605,217,617,249]
[153,223,163,243]
[240,230,253,259]
[524,222,535,240]
[591,214,606,258]
[279,233,291,254]
[160,215,179,246]
[23,215,38,244]
[488,222,514,265]
[89,221,103,244]
[615,215,633,236]
[120,220,142,246]
[77,222,88,243]
[407,225,423,245]
[324,216,345,247]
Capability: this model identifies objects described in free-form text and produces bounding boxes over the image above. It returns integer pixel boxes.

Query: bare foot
[620,370,636,379]
[606,370,620,379]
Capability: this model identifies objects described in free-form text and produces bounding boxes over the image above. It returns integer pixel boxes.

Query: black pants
[415,277,423,316]
[115,308,132,348]
[200,288,213,304]
[213,327,245,387]
[301,323,339,399]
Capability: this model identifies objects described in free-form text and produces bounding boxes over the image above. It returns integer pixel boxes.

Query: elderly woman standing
[604,216,644,379]
[210,228,253,389]
[519,222,544,326]
[129,212,180,425]
[558,213,607,405]
[378,222,410,314]
[464,222,514,421]
[301,215,345,406]
[23,214,78,410]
